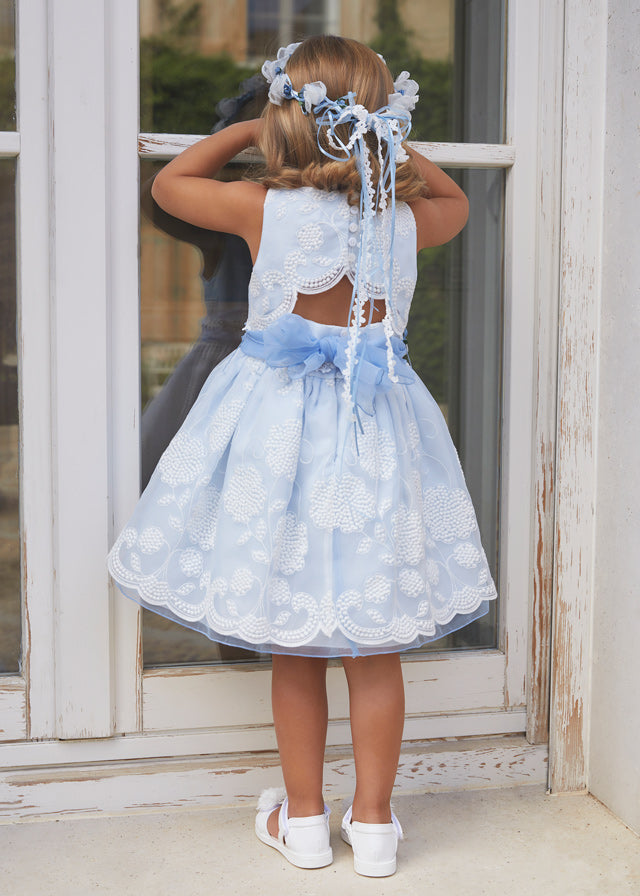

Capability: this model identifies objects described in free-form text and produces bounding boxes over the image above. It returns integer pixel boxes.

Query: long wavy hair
[255,35,426,204]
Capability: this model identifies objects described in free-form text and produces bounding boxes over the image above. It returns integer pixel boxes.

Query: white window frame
[5,0,604,808]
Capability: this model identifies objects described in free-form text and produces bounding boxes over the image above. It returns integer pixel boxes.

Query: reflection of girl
[110,36,497,876]
[140,77,267,488]
[139,185,251,487]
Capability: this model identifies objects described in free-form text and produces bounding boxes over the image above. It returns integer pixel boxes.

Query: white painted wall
[589,2,640,836]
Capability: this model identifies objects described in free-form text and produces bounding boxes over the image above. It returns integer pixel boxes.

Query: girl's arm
[407,148,469,250]
[151,120,266,256]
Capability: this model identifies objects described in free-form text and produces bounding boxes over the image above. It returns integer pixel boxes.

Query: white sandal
[255,788,333,869]
[341,805,404,877]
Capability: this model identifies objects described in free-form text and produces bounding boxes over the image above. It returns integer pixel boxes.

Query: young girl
[108,35,497,877]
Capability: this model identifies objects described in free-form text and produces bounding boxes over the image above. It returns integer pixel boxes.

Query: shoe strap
[390,811,404,840]
[278,797,290,843]
[279,798,331,841]
[343,804,403,839]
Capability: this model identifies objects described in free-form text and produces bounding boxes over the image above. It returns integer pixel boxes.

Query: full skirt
[108,319,497,657]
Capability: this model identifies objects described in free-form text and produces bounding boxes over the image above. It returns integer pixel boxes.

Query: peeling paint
[0,738,548,822]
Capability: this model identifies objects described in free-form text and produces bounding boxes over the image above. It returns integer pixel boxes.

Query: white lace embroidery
[245,187,417,333]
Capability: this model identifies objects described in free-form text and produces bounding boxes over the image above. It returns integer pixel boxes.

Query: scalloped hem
[114,582,494,658]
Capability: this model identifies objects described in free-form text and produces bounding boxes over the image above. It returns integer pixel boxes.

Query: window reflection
[140,0,504,143]
[140,160,262,666]
[407,168,503,651]
[0,158,20,673]
[0,1,15,131]
[248,0,327,57]
[140,175,252,486]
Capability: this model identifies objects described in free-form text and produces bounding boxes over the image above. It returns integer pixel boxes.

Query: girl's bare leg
[342,653,405,823]
[267,654,329,837]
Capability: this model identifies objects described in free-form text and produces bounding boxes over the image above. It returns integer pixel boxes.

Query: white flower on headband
[388,71,419,114]
[261,42,302,84]
[301,81,328,113]
[267,72,292,106]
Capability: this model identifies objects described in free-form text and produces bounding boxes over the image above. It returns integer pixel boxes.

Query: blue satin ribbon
[308,95,412,416]
[240,314,413,417]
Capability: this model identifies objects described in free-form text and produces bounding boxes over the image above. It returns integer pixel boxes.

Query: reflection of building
[0,4,14,56]
[139,0,452,62]
[139,0,454,350]
[139,1,453,350]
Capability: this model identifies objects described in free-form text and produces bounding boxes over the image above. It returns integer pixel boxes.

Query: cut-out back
[292,275,387,327]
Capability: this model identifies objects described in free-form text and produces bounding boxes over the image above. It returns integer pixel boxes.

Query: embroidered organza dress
[108,186,497,657]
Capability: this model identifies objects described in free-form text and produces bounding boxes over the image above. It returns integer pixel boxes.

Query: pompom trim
[256,787,287,812]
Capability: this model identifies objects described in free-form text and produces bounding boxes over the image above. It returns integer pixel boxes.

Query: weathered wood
[548,0,607,792]
[142,652,512,738]
[411,142,515,168]
[106,0,144,737]
[16,0,57,740]
[499,0,541,717]
[0,680,26,742]
[0,736,547,822]
[138,133,516,168]
[0,708,527,772]
[527,0,565,746]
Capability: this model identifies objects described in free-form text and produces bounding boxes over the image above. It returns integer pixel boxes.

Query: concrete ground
[1,784,639,895]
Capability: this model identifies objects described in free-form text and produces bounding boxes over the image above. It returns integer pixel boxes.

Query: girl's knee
[342,653,404,693]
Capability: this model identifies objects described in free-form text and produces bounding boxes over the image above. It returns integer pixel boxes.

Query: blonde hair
[255,35,426,204]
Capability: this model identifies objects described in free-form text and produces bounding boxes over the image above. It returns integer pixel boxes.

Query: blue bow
[241,314,412,417]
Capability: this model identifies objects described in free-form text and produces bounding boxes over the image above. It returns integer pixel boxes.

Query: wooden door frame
[546,0,608,793]
[2,0,602,801]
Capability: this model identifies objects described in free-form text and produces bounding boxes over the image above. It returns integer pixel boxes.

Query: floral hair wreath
[261,41,420,428]
[261,41,419,117]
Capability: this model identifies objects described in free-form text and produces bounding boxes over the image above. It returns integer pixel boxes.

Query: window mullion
[137,133,516,169]
[48,0,113,739]
[15,0,54,738]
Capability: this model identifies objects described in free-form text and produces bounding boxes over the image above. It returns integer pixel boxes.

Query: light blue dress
[108,186,497,657]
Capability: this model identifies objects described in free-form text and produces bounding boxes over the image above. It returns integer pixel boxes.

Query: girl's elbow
[151,170,174,212]
[150,172,164,204]
[448,195,469,240]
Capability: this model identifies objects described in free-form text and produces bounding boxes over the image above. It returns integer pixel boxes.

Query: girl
[108,35,497,877]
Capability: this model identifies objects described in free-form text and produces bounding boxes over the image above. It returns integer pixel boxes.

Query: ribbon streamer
[260,43,419,427]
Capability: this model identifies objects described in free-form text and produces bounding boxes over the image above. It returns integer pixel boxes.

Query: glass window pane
[138,1,505,665]
[407,167,503,651]
[140,0,505,143]
[0,1,16,131]
[0,157,20,673]
[140,158,264,666]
